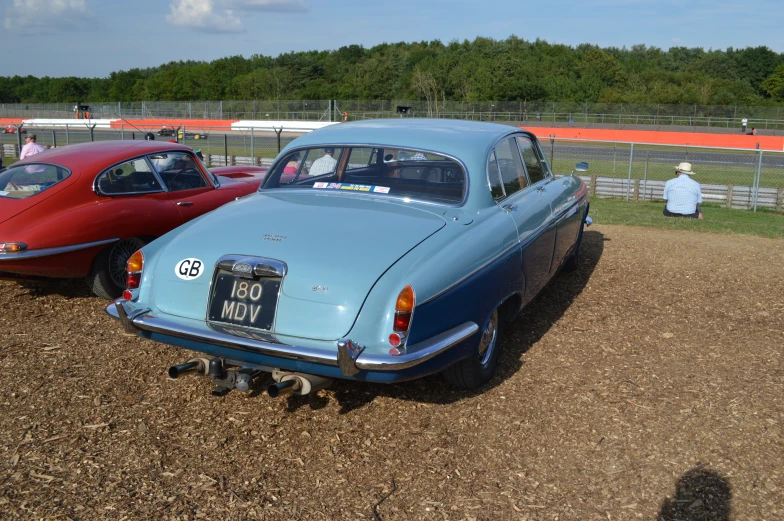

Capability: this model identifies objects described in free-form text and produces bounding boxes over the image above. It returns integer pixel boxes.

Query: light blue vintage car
[107,119,591,397]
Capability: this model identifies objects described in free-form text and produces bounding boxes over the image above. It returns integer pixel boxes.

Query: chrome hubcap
[477,310,498,367]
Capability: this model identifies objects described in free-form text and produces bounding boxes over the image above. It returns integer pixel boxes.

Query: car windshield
[261,146,466,204]
[0,163,71,199]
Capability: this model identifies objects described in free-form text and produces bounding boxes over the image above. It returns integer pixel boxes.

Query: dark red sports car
[0,140,267,298]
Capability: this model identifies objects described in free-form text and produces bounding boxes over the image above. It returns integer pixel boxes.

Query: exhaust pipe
[268,379,299,398]
[268,370,333,398]
[168,358,209,379]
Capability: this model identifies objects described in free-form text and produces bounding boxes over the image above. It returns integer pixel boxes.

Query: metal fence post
[753,150,763,212]
[626,143,634,200]
[65,124,69,145]
[52,129,56,148]
[250,127,254,161]
[224,134,228,166]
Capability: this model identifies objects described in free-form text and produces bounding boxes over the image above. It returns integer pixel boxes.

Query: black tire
[86,237,147,299]
[443,309,502,389]
[561,215,586,273]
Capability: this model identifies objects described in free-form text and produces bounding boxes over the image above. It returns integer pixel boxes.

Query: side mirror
[574,162,589,173]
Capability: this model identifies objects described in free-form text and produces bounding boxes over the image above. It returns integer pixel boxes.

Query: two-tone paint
[106,119,590,384]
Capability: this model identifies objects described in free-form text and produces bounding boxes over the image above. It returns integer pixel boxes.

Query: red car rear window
[0,163,71,199]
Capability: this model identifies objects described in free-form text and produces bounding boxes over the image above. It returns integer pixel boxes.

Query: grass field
[589,198,784,239]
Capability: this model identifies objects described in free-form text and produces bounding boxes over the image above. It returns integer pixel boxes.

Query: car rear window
[261,146,466,205]
[0,163,71,199]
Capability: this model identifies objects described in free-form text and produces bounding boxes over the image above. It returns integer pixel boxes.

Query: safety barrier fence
[2,100,784,132]
[2,126,782,212]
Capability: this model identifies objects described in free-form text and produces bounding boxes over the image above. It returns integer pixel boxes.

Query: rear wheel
[86,237,147,299]
[443,309,501,389]
[561,212,587,273]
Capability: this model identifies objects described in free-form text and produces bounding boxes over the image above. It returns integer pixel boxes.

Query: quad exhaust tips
[167,359,333,398]
[268,370,333,398]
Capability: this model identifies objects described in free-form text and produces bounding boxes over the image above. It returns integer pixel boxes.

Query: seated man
[308,148,337,176]
[663,162,703,219]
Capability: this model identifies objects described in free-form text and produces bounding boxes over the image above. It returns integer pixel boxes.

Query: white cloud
[166,0,243,33]
[229,0,308,12]
[3,0,94,32]
[166,0,308,33]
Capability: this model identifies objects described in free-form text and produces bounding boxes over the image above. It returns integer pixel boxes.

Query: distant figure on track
[741,117,748,134]
[663,162,703,220]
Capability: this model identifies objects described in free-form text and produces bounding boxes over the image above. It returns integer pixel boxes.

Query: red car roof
[19,140,194,178]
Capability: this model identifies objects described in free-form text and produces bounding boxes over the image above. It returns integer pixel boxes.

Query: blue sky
[3,0,783,78]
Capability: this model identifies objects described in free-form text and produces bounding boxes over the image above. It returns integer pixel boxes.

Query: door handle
[502,204,516,211]
[176,201,194,206]
[536,186,546,193]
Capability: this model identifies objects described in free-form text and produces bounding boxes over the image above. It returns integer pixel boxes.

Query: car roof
[20,140,193,174]
[284,118,523,163]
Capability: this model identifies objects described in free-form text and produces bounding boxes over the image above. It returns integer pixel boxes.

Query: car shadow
[657,465,731,521]
[284,229,606,414]
[5,277,94,299]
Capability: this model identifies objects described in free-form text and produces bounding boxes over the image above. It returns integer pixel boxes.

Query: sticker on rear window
[175,258,204,280]
[313,182,390,193]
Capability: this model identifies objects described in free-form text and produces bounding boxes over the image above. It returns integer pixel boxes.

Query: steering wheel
[168,168,200,189]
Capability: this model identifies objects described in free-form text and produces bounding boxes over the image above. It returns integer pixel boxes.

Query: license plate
[207,273,280,330]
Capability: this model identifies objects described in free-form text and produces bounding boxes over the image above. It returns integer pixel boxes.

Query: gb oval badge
[175,258,204,280]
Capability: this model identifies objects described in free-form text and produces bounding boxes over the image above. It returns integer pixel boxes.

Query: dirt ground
[0,225,782,521]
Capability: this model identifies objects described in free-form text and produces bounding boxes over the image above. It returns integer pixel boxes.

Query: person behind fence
[663,162,703,219]
[20,134,46,159]
[741,117,748,133]
[308,147,337,176]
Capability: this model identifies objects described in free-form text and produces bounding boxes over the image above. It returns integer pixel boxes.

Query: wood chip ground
[0,225,782,520]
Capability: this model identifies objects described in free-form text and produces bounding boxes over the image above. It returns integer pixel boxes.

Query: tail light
[124,250,144,300]
[1,242,27,253]
[389,285,415,352]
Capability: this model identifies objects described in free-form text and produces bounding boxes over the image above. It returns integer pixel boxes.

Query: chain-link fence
[3,101,784,131]
[2,125,782,212]
[552,140,784,211]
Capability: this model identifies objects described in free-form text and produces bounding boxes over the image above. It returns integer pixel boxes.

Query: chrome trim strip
[105,300,478,372]
[355,322,478,370]
[0,238,118,260]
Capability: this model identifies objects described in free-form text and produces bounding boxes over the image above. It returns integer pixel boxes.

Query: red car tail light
[1,242,27,253]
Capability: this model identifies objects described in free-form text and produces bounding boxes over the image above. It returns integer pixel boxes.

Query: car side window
[516,136,549,184]
[493,138,528,198]
[150,152,209,192]
[486,150,505,200]
[97,158,162,195]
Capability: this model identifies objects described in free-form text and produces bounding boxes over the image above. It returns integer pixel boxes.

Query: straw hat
[675,162,695,175]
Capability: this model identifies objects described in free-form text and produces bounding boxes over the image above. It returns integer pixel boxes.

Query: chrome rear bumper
[107,300,478,375]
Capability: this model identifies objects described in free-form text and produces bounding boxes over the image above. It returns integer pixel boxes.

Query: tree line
[2,37,784,105]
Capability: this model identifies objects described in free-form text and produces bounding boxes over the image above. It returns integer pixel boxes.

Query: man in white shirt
[741,117,748,134]
[308,148,337,176]
[663,162,703,219]
[20,134,46,159]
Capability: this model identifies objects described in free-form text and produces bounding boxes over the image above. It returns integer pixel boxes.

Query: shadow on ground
[281,229,605,414]
[3,276,94,299]
[657,466,732,521]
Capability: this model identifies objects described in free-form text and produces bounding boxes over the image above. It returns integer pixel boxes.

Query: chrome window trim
[93,154,167,196]
[485,131,538,204]
[260,143,471,208]
[0,237,119,260]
